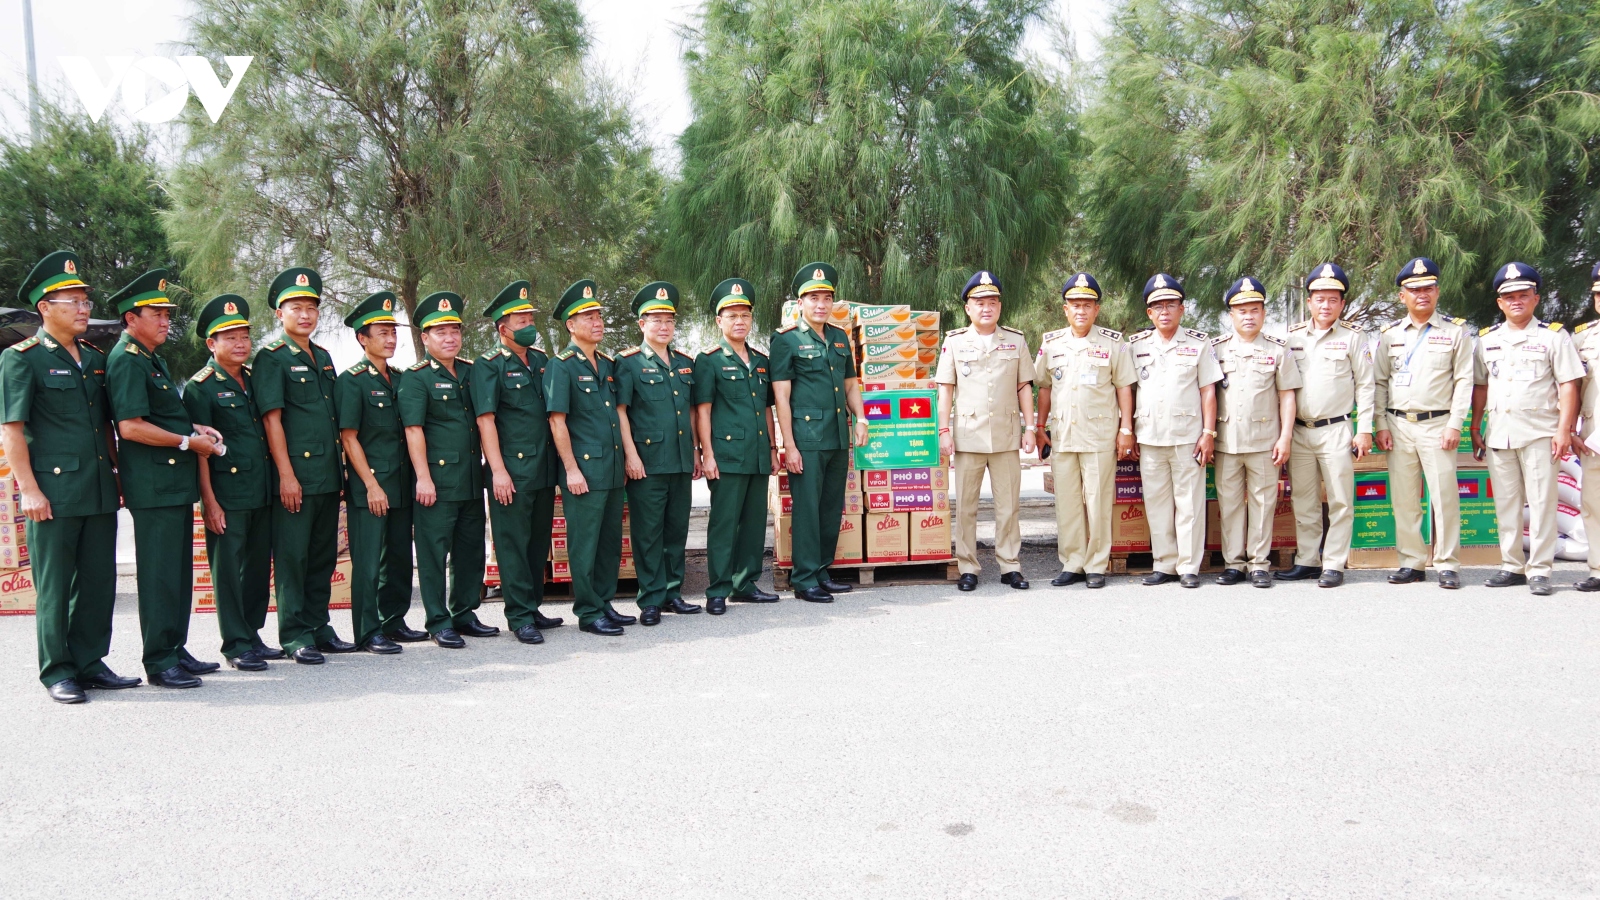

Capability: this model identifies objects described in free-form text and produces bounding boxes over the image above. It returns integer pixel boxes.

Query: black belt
[1297,414,1349,428]
[1386,409,1449,423]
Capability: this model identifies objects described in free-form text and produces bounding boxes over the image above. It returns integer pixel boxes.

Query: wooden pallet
[773,558,959,590]
[1110,548,1291,575]
[1347,545,1500,570]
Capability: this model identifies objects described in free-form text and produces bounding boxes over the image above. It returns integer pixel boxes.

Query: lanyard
[1400,323,1432,372]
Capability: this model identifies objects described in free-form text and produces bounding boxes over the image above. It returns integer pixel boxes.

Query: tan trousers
[1050,448,1116,575]
[1217,450,1276,570]
[1388,417,1460,570]
[1487,442,1559,578]
[954,450,1022,576]
[1288,422,1356,570]
[1139,443,1207,575]
[1582,450,1600,578]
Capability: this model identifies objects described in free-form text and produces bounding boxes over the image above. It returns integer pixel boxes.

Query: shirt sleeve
[467,358,498,417]
[1553,330,1586,384]
[1197,342,1224,388]
[106,353,151,422]
[1448,329,1475,431]
[397,369,428,427]
[1112,343,1137,388]
[1276,343,1304,391]
[1373,330,1392,430]
[692,353,715,405]
[615,358,635,408]
[1032,347,1049,387]
[0,350,33,424]
[1352,333,1376,435]
[182,380,212,428]
[252,350,286,413]
[335,372,364,430]
[933,336,957,385]
[544,358,572,415]
[768,333,794,382]
[1015,335,1034,386]
[1472,337,1489,386]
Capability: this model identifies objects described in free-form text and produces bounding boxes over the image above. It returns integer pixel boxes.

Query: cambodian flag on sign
[898,397,932,419]
[864,399,893,420]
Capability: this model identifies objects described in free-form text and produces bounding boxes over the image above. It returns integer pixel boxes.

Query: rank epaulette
[76,338,98,351]
[1288,321,1309,333]
[190,365,214,383]
[672,349,695,362]
[458,357,473,366]
[408,359,430,371]
[1385,317,1408,332]
[1479,324,1495,336]
[1446,315,1467,326]
[1097,326,1122,341]
[1576,321,1593,334]
[1042,327,1068,342]
[346,362,369,375]
[557,349,575,360]
[124,341,141,354]
[597,351,613,362]
[1127,329,1153,343]
[1211,333,1232,346]
[14,336,38,351]
[1548,322,1565,332]
[1338,320,1360,331]
[705,345,723,355]
[618,347,642,358]
[1261,333,1287,346]
[945,327,969,337]
[1000,325,1024,335]
[480,348,505,361]
[775,324,797,334]
[1185,328,1208,341]
[265,338,287,351]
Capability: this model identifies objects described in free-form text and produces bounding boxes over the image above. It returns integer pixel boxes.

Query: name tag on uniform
[433,382,452,389]
[217,391,235,398]
[290,365,309,372]
[1512,368,1536,381]
[48,368,71,376]
[578,375,594,382]
[1522,344,1547,356]
[641,367,659,373]
[1078,370,1098,384]
[1393,372,1414,386]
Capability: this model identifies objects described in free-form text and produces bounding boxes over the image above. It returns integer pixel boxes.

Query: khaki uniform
[1285,321,1375,571]
[1474,321,1583,577]
[1213,332,1302,570]
[1574,323,1600,578]
[1034,326,1135,575]
[935,325,1032,576]
[1129,327,1223,575]
[1373,312,1474,570]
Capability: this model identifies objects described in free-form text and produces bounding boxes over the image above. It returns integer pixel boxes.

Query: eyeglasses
[45,299,95,310]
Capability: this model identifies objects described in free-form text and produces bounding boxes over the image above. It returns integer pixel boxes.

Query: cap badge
[1075,274,1088,287]
[64,260,77,275]
[582,285,594,299]
[731,283,743,295]
[979,271,992,285]
[223,301,238,315]
[1412,259,1427,275]
[382,298,393,311]
[1321,264,1334,278]
[1506,263,1521,278]
[519,287,528,300]
[158,279,168,292]
[813,268,824,280]
[1154,274,1167,288]
[439,298,452,311]
[656,287,669,300]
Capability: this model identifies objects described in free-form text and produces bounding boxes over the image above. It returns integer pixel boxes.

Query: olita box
[854,305,913,327]
[859,322,917,344]
[1111,502,1152,553]
[865,512,910,561]
[0,566,36,614]
[864,467,949,490]
[834,514,865,564]
[909,509,951,560]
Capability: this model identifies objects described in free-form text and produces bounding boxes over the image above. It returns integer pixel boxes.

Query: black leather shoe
[47,679,86,704]
[604,603,637,626]
[227,650,269,671]
[1575,577,1600,592]
[706,597,727,615]
[1051,570,1084,587]
[821,578,853,593]
[1000,571,1029,590]
[957,573,978,591]
[1179,574,1200,589]
[1529,576,1553,596]
[1388,567,1425,584]
[292,646,326,665]
[514,624,545,644]
[796,586,834,603]
[580,618,625,636]
[1216,568,1245,585]
[533,611,565,629]
[1317,569,1344,588]
[177,647,221,675]
[1273,564,1322,581]
[1250,570,1273,588]
[150,665,202,688]
[1485,570,1527,588]
[430,629,466,649]
[1085,573,1106,589]
[1142,571,1178,586]
[361,635,402,655]
[1437,570,1460,590]
[640,605,662,626]
[663,596,704,613]
[456,619,500,638]
[384,624,429,643]
[730,588,779,603]
[251,638,286,660]
[82,669,141,690]
[315,636,358,654]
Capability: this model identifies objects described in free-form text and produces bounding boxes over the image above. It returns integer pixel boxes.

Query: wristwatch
[1119,427,1133,436]
[178,435,190,452]
[1203,428,1218,438]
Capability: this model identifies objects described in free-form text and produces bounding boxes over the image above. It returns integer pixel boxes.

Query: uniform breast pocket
[366,393,397,425]
[288,376,323,403]
[636,373,669,399]
[500,376,535,407]
[212,453,254,478]
[634,430,666,453]
[216,396,256,430]
[795,349,825,369]
[38,374,79,412]
[32,455,84,504]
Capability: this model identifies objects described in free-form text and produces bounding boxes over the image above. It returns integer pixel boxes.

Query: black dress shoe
[1216,568,1245,585]
[1051,570,1084,587]
[315,636,358,653]
[1388,567,1425,584]
[604,603,637,626]
[1143,571,1177,586]
[227,650,269,671]
[1437,570,1460,590]
[1179,574,1200,589]
[456,619,500,638]
[957,573,978,592]
[1576,577,1600,592]
[252,638,286,659]
[484,584,503,599]
[1485,570,1527,588]
[384,625,429,643]
[580,618,625,636]
[514,624,545,644]
[361,635,403,655]
[1250,570,1273,588]
[81,669,141,690]
[47,679,87,704]
[821,578,853,593]
[1529,576,1553,596]
[533,611,565,629]
[796,586,834,603]
[730,588,779,603]
[1000,571,1029,590]
[663,596,704,613]
[177,647,221,675]
[706,597,727,615]
[1317,569,1344,588]
[150,665,202,688]
[1273,564,1322,581]
[640,605,662,626]
[430,629,466,649]
[1085,573,1106,589]
[292,646,326,664]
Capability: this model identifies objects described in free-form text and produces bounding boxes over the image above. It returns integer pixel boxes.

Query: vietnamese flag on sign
[864,399,893,420]
[899,397,932,419]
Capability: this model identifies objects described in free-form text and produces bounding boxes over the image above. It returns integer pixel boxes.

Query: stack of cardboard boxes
[856,306,941,391]
[190,503,351,613]
[1349,416,1497,565]
[770,462,953,567]
[0,463,35,613]
[498,489,633,587]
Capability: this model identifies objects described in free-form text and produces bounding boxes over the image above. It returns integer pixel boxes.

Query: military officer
[694,278,779,614]
[1128,274,1223,588]
[105,269,223,687]
[615,281,703,626]
[1469,263,1582,596]
[254,267,356,662]
[1211,277,1303,587]
[771,263,870,603]
[399,291,494,647]
[0,251,134,703]
[1574,262,1600,592]
[1373,257,1474,590]
[184,295,281,670]
[335,292,417,654]
[937,270,1037,591]
[1279,263,1376,588]
[1034,273,1136,589]
[472,281,565,644]
[545,280,634,634]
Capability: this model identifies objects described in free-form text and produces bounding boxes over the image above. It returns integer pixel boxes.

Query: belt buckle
[1405,412,1419,423]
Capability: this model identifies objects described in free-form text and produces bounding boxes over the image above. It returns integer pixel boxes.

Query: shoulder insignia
[1096,326,1122,341]
[408,359,430,371]
[458,357,473,366]
[76,338,97,350]
[1479,325,1493,336]
[752,346,769,358]
[945,326,969,337]
[1548,322,1565,332]
[618,347,642,358]
[243,364,252,374]
[265,338,286,351]
[1211,333,1231,346]
[189,365,214,383]
[703,345,721,356]
[124,342,140,354]
[1338,320,1360,331]
[1261,333,1286,346]
[1127,329,1153,343]
[557,349,575,360]
[672,349,695,362]
[1385,317,1408,332]
[1041,327,1068,342]
[1576,322,1592,334]
[1185,328,1208,341]
[999,325,1024,336]
[597,351,613,362]
[479,350,499,361]
[1449,316,1467,326]
[345,363,368,375]
[14,336,38,351]
[1289,321,1309,333]
[776,324,797,334]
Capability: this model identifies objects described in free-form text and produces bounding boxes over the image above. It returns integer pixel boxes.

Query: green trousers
[205,505,272,658]
[273,491,340,653]
[626,472,691,609]
[564,486,623,626]
[705,473,768,599]
[29,512,117,687]
[131,504,195,675]
[788,449,849,590]
[487,485,554,630]
[347,503,414,644]
[414,497,486,634]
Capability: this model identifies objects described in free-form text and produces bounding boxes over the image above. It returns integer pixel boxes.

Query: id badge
[1393,372,1414,387]
[1512,368,1536,382]
[1078,370,1097,385]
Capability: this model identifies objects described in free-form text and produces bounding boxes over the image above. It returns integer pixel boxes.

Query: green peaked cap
[632,281,678,317]
[344,291,399,330]
[556,279,601,319]
[484,280,536,320]
[108,268,176,316]
[267,267,321,308]
[711,278,754,315]
[414,291,464,330]
[791,262,837,297]
[196,294,250,338]
[18,250,89,306]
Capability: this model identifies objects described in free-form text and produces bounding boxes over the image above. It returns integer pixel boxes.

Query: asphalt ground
[4,538,1599,899]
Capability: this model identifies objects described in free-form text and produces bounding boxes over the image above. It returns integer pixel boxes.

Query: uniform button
[583,454,590,460]
[303,451,311,458]
[605,401,610,406]
[673,391,679,396]
[725,436,732,441]
[370,468,376,474]
[804,415,811,421]
[517,452,524,459]
[678,430,683,435]
[52,467,60,474]
[645,439,651,444]
[230,467,238,474]
[168,458,176,465]
[377,402,384,407]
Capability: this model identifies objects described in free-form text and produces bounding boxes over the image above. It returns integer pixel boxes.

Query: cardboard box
[860,341,919,363]
[909,509,951,560]
[829,301,854,327]
[773,473,792,494]
[0,519,28,570]
[619,554,635,579]
[0,543,26,571]
[866,488,949,512]
[1111,501,1152,553]
[855,390,940,469]
[915,365,933,380]
[1455,467,1498,546]
[775,513,793,565]
[1352,471,1430,550]
[842,491,864,515]
[911,311,940,331]
[552,516,567,533]
[861,360,918,380]
[861,379,936,392]
[845,469,859,492]
[770,491,794,516]
[855,305,913,327]
[0,566,36,614]
[858,322,916,343]
[865,512,910,561]
[835,514,864,564]
[551,560,572,582]
[1203,496,1296,552]
[864,467,949,490]
[1114,477,1142,504]
[917,347,938,366]
[550,535,569,561]
[915,330,942,349]
[1043,468,1054,494]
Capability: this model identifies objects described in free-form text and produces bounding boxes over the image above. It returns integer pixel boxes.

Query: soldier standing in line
[1572,262,1600,592]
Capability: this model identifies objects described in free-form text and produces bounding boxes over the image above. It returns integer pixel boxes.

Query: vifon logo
[58,55,253,123]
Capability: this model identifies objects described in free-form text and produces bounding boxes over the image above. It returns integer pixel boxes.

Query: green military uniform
[183,295,274,661]
[544,279,626,628]
[104,269,204,677]
[770,263,855,593]
[471,281,559,633]
[335,292,415,644]
[694,278,775,601]
[253,267,345,654]
[0,251,122,691]
[397,291,487,636]
[616,282,698,612]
